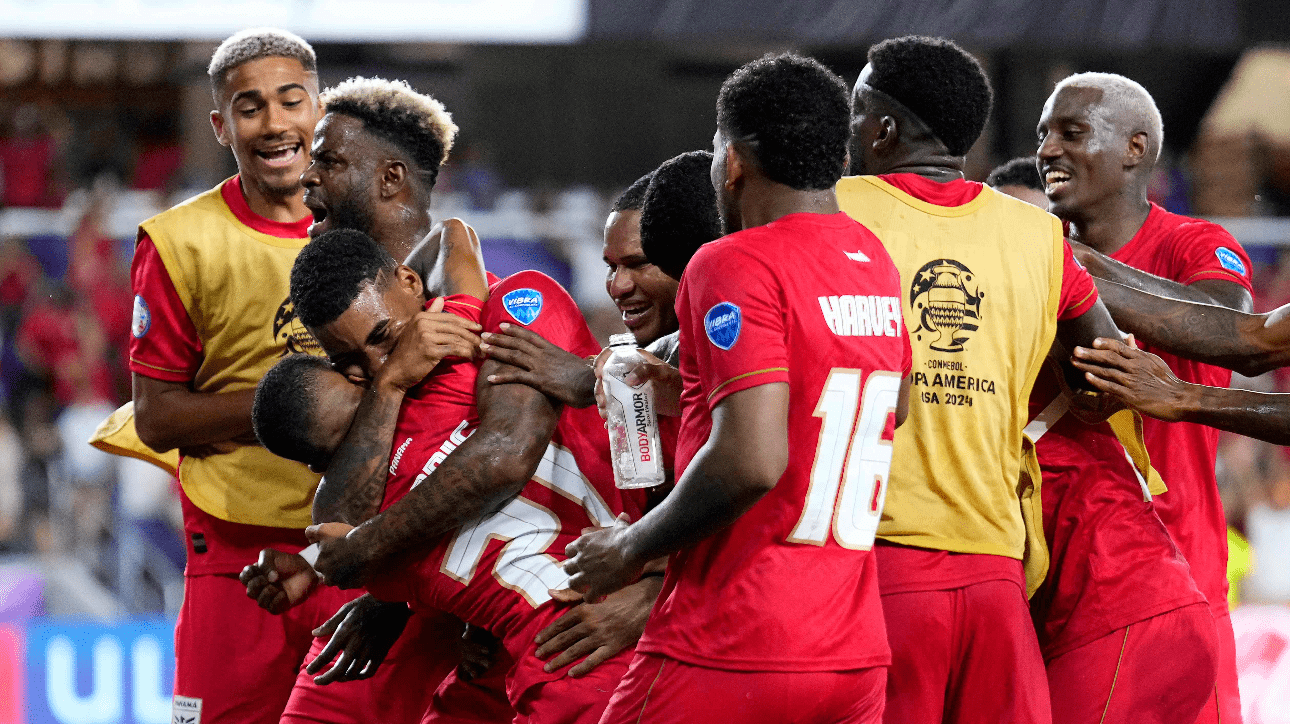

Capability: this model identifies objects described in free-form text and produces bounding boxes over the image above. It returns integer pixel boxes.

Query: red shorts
[423,664,514,724]
[173,574,358,724]
[1194,608,1242,724]
[880,578,1050,724]
[1047,602,1218,724]
[281,609,466,724]
[598,653,885,724]
[510,645,635,724]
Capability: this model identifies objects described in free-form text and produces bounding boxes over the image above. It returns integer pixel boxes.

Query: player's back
[640,211,909,672]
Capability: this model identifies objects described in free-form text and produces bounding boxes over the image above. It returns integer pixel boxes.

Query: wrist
[1173,383,1206,422]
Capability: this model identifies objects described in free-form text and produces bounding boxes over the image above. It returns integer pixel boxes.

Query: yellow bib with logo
[837,176,1063,593]
[139,179,323,528]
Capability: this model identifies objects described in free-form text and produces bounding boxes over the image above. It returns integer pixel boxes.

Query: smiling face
[211,56,319,200]
[310,270,425,381]
[301,113,384,238]
[603,209,679,345]
[1036,85,1132,219]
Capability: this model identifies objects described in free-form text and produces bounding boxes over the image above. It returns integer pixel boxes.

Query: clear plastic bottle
[603,333,665,489]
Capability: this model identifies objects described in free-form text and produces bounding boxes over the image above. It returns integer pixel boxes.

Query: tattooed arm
[1072,242,1254,312]
[311,358,560,588]
[1093,281,1290,378]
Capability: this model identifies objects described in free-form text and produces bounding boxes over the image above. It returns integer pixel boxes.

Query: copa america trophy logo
[909,258,984,352]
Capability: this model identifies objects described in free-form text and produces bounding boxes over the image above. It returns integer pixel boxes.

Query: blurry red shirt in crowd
[17,294,116,406]
[0,135,60,208]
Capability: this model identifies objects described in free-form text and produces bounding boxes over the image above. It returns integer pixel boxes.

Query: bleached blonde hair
[208,27,316,96]
[322,77,457,181]
[1054,72,1164,162]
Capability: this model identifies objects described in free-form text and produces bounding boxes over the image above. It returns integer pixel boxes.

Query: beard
[326,189,377,237]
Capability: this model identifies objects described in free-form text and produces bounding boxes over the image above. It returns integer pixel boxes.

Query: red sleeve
[1172,222,1254,291]
[129,233,203,382]
[681,240,789,407]
[437,293,484,325]
[482,271,600,358]
[1058,240,1099,321]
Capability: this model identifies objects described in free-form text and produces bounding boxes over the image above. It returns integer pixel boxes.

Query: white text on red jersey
[817,295,902,337]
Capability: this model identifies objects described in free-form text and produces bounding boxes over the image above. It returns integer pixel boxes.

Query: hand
[563,514,645,603]
[534,574,663,677]
[239,548,318,614]
[593,349,682,420]
[375,297,483,392]
[481,323,597,408]
[304,594,412,685]
[306,522,370,589]
[1071,337,1192,422]
[457,624,500,681]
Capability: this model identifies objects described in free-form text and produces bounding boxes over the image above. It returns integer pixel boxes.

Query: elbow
[133,400,176,452]
[739,449,788,498]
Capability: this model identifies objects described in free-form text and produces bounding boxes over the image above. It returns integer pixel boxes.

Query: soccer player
[126,28,331,724]
[985,156,1048,208]
[835,36,1120,724]
[987,165,1218,723]
[564,53,911,723]
[272,228,650,723]
[1038,71,1253,723]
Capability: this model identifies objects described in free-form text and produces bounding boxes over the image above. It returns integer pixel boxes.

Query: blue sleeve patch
[704,302,742,350]
[502,288,544,325]
[131,294,151,338]
[1215,247,1247,276]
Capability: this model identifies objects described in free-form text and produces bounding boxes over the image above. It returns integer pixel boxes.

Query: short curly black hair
[716,53,850,191]
[253,354,336,469]
[986,156,1043,192]
[322,77,457,188]
[864,36,992,157]
[641,151,722,280]
[291,228,397,331]
[613,172,654,213]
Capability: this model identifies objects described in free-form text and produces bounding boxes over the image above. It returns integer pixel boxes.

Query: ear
[873,115,898,152]
[210,110,230,147]
[1124,131,1149,169]
[392,264,424,299]
[724,142,746,191]
[380,160,408,199]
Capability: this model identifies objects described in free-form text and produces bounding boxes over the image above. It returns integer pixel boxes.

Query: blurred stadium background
[4,0,1290,721]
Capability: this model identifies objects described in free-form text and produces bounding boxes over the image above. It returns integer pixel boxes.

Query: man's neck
[1065,192,1152,257]
[240,178,308,224]
[738,181,839,230]
[374,211,434,262]
[874,155,965,182]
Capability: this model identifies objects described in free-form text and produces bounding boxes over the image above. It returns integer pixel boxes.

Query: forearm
[1097,281,1283,376]
[1079,251,1220,306]
[1175,385,1290,446]
[313,383,405,526]
[132,374,254,451]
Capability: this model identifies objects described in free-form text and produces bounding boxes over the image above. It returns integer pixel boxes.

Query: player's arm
[312,298,480,526]
[481,324,597,408]
[564,382,789,601]
[1089,281,1290,377]
[404,218,487,301]
[310,359,561,588]
[133,375,257,452]
[1072,337,1290,445]
[1071,241,1254,312]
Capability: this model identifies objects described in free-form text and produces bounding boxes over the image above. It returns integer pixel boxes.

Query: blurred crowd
[1,96,1290,615]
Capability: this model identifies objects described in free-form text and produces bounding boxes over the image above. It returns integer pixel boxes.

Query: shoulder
[485,270,578,324]
[488,270,573,300]
[143,182,229,228]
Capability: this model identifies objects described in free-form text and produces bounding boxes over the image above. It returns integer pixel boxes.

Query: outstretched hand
[375,297,483,392]
[535,574,663,677]
[481,323,597,407]
[305,594,411,685]
[1072,337,1190,422]
[239,548,319,615]
[562,514,645,603]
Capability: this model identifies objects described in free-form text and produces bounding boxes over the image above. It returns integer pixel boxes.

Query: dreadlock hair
[864,36,993,157]
[986,156,1044,192]
[291,228,398,331]
[253,354,336,469]
[716,53,851,190]
[321,77,458,187]
[612,172,654,213]
[208,28,316,100]
[641,151,722,280]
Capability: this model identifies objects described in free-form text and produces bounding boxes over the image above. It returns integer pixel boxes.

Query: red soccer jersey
[1109,203,1253,614]
[1027,362,1205,660]
[638,212,911,672]
[366,271,644,701]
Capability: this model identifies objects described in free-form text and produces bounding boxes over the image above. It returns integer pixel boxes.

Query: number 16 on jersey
[788,370,901,549]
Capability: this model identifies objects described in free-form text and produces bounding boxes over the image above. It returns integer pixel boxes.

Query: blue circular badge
[131,294,151,338]
[704,302,742,350]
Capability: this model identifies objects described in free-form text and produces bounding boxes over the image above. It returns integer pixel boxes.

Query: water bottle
[603,334,665,489]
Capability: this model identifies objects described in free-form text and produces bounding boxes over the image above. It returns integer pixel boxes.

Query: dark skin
[134,56,321,453]
[1037,85,1253,313]
[563,129,914,601]
[1073,337,1290,445]
[848,68,1124,374]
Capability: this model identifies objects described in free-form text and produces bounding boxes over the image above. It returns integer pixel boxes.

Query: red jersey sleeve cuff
[130,357,196,383]
[707,368,790,407]
[1183,269,1254,291]
[1059,288,1099,321]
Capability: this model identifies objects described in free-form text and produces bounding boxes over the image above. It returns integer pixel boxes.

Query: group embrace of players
[101,22,1290,724]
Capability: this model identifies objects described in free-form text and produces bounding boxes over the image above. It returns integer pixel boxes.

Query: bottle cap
[608,333,637,348]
